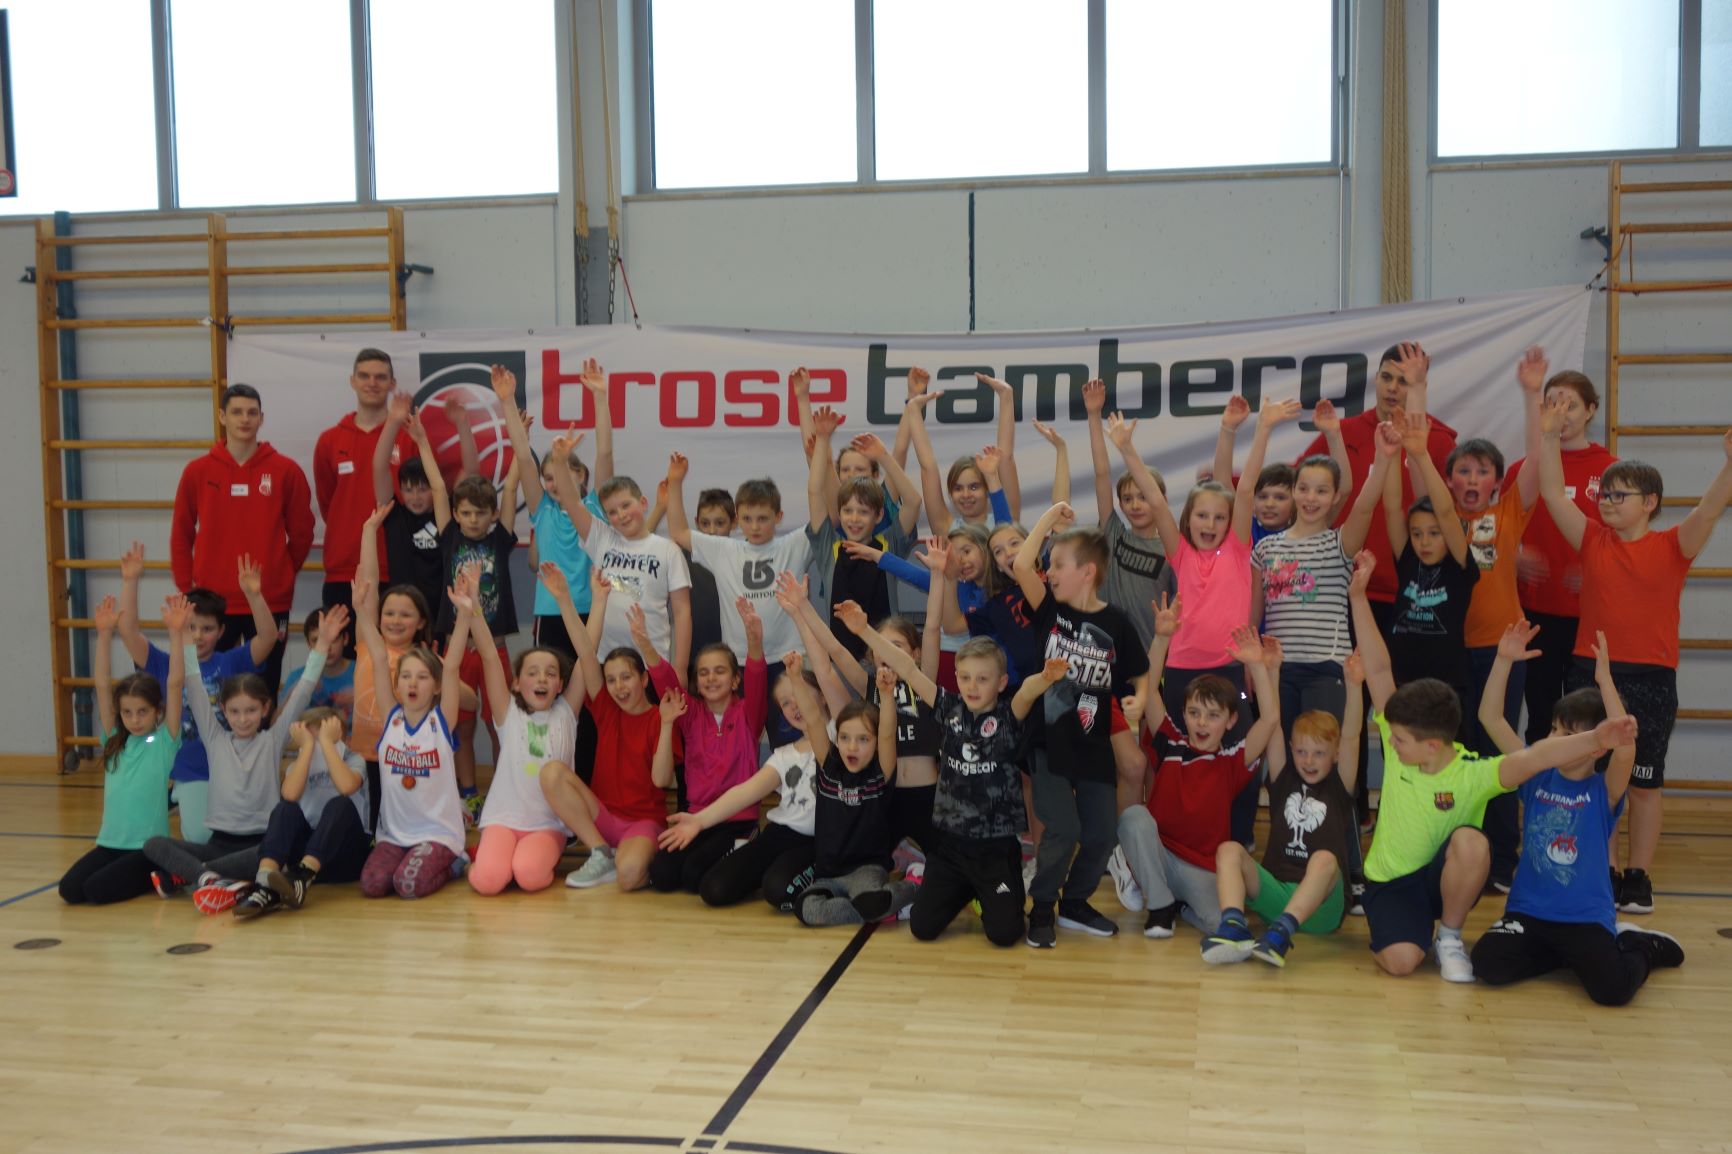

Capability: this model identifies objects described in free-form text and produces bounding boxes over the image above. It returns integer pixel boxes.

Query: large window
[1105,0,1335,172]
[0,0,158,216]
[650,0,857,190]
[1437,0,1677,157]
[1704,0,1732,147]
[370,0,559,200]
[874,0,1087,181]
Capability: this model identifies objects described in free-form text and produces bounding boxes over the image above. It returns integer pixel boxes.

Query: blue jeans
[1278,659,1346,743]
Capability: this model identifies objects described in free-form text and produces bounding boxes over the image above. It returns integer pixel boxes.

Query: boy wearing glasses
[1539,398,1732,915]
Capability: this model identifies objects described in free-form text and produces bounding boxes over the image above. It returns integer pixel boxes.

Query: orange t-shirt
[350,644,407,758]
[1463,485,1534,649]
[1574,523,1691,668]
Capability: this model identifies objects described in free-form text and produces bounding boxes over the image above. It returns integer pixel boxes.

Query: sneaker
[192,876,249,915]
[891,838,926,873]
[1616,921,1685,969]
[266,864,316,910]
[1143,902,1179,940]
[1618,869,1654,914]
[1107,846,1143,911]
[565,845,617,889]
[232,884,284,921]
[1491,877,1512,895]
[898,862,925,921]
[1348,882,1366,917]
[1026,903,1057,949]
[1201,919,1255,963]
[461,791,483,829]
[1611,867,1626,908]
[150,871,184,899]
[1434,934,1475,983]
[1251,922,1294,968]
[1057,900,1119,937]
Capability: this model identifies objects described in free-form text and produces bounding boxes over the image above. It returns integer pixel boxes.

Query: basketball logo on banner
[414,351,527,494]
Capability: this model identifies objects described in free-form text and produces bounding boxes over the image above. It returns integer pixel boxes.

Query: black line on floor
[0,781,102,789]
[0,831,88,839]
[277,1137,683,1154]
[702,922,878,1138]
[1654,890,1732,899]
[0,883,56,909]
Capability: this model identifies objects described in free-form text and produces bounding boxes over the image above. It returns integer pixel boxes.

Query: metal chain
[607,234,620,324]
[576,231,591,325]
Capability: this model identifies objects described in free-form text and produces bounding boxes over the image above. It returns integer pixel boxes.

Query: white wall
[3,0,1727,775]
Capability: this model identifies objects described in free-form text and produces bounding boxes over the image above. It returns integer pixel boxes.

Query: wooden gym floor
[2,761,1730,1154]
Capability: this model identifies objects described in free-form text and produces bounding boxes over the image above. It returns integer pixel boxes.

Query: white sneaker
[1107,846,1143,911]
[1434,934,1474,983]
[1021,853,1037,892]
[565,845,616,889]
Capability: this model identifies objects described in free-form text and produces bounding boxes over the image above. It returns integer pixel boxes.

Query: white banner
[231,285,1590,536]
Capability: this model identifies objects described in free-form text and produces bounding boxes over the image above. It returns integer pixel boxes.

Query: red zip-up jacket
[171,441,314,614]
[314,414,416,583]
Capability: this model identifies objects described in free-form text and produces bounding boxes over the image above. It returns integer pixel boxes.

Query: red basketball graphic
[413,381,518,493]
[401,775,417,791]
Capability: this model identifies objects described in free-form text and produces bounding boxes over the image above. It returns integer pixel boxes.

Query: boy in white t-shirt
[547,434,693,687]
[665,453,814,741]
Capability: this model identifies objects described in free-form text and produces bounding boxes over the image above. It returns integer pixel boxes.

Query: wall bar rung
[51,500,175,511]
[225,262,393,277]
[1611,280,1732,294]
[225,227,392,241]
[40,232,208,247]
[48,439,208,450]
[53,558,173,570]
[1616,425,1727,437]
[46,378,215,391]
[45,316,205,330]
[1619,221,1732,235]
[1619,180,1732,194]
[45,267,208,282]
[1615,353,1732,365]
[229,313,394,327]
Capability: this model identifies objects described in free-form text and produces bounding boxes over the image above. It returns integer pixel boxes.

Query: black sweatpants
[648,819,758,894]
[1471,912,1651,1006]
[59,845,150,905]
[1522,611,1579,745]
[259,799,372,884]
[908,832,1026,947]
[698,821,815,909]
[891,782,937,850]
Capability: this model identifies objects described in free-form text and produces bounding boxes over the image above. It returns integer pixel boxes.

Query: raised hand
[1399,408,1431,456]
[833,599,869,636]
[364,500,393,531]
[737,596,765,650]
[1031,419,1065,449]
[579,357,607,395]
[907,366,931,398]
[490,363,518,404]
[350,576,377,615]
[120,540,145,582]
[1263,635,1285,669]
[405,411,430,446]
[319,713,345,745]
[1595,715,1638,750]
[1314,398,1342,433]
[1591,629,1614,682]
[1516,346,1548,395]
[236,553,263,598]
[976,373,1015,406]
[315,604,352,650]
[783,650,804,679]
[667,451,689,484]
[93,595,121,634]
[773,570,809,615]
[1105,412,1138,451]
[388,389,414,425]
[161,593,192,634]
[1227,625,1266,666]
[1121,693,1145,734]
[974,444,1002,480]
[1344,649,1365,686]
[1722,427,1732,462]
[850,432,888,462]
[442,395,471,429]
[1051,501,1077,529]
[1258,397,1302,429]
[447,579,477,615]
[1152,591,1181,637]
[659,686,689,724]
[921,535,952,579]
[790,366,810,397]
[626,602,653,650]
[875,664,900,696]
[655,477,669,506]
[1349,549,1376,593]
[1221,394,1252,431]
[589,566,613,601]
[1540,392,1569,436]
[1393,341,1429,388]
[1041,656,1070,683]
[839,539,884,564]
[1497,619,1543,663]
[1082,379,1106,415]
[537,560,570,603]
[1375,420,1402,456]
[811,405,844,439]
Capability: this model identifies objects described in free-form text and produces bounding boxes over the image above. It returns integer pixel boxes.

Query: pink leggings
[360,841,459,900]
[468,826,566,895]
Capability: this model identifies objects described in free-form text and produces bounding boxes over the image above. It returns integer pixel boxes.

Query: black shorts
[1361,834,1484,953]
[1567,658,1676,789]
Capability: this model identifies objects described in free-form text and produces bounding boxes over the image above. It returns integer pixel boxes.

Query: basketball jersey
[376,705,466,855]
[479,698,576,834]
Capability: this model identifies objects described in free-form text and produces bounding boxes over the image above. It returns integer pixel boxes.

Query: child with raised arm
[1011,501,1150,947]
[789,664,915,927]
[1353,551,1638,982]
[1541,402,1732,914]
[537,565,677,893]
[642,596,771,894]
[1119,608,1281,940]
[58,596,186,905]
[373,390,450,616]
[1084,380,1174,650]
[905,367,1018,535]
[140,599,344,898]
[276,608,356,728]
[119,544,280,845]
[1203,648,1362,967]
[1215,395,1354,546]
[357,570,469,900]
[1469,623,1683,1003]
[661,654,829,911]
[546,407,694,687]
[846,596,1068,946]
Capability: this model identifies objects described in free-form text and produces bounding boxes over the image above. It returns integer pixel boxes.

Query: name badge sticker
[336,461,356,475]
[230,484,249,497]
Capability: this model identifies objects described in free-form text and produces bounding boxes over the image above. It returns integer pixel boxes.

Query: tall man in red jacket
[171,383,314,691]
[314,348,416,611]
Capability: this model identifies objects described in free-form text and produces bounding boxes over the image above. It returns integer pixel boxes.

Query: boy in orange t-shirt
[1540,399,1732,916]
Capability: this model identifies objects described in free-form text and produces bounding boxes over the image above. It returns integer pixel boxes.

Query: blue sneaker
[1251,922,1294,968]
[1201,919,1255,964]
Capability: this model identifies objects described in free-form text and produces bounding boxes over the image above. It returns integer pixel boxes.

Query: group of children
[59,341,1732,1007]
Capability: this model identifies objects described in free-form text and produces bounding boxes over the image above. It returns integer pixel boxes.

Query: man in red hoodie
[314,348,416,611]
[171,383,314,691]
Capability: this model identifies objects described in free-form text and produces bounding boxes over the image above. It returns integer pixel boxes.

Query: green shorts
[1248,863,1345,934]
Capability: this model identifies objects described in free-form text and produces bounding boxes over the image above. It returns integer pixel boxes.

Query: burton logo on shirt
[1433,791,1455,811]
[742,559,775,591]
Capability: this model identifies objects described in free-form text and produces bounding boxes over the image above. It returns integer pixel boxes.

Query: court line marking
[1653,891,1732,899]
[0,883,57,908]
[0,781,102,790]
[701,922,878,1139]
[276,1137,683,1153]
[0,831,88,840]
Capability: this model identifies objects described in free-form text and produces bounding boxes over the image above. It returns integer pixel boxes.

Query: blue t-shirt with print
[281,660,356,721]
[142,642,258,785]
[1506,769,1625,933]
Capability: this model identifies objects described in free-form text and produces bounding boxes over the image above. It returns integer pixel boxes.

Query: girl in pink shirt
[635,598,769,894]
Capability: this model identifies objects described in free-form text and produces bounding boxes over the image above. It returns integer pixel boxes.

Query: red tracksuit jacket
[171,442,314,614]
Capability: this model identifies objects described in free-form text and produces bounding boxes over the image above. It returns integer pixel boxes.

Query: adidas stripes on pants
[908,832,1025,947]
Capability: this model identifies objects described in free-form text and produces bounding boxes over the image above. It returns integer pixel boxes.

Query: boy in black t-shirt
[371,394,448,619]
[845,595,1069,944]
[785,661,914,926]
[1386,410,1477,707]
[1011,503,1150,948]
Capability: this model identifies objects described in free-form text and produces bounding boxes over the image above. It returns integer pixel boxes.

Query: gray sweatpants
[797,863,915,926]
[1029,753,1119,906]
[142,834,262,888]
[1117,806,1221,932]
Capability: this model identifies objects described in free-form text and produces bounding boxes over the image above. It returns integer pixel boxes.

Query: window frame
[637,0,1347,196]
[1429,0,1728,165]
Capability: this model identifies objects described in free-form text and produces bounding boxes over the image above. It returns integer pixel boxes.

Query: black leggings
[698,821,815,909]
[59,845,153,905]
[647,819,758,894]
[909,833,1025,947]
[1471,912,1651,1006]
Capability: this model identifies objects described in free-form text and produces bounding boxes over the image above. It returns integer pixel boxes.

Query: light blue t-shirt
[531,491,604,617]
[281,661,356,724]
[297,739,371,833]
[1507,769,1625,933]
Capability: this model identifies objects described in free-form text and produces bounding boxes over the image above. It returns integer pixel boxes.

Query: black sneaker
[1057,900,1119,938]
[232,884,284,921]
[1616,922,1684,969]
[1619,869,1655,914]
[1611,867,1626,908]
[1143,901,1180,939]
[267,864,316,910]
[850,889,893,923]
[1026,903,1057,949]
